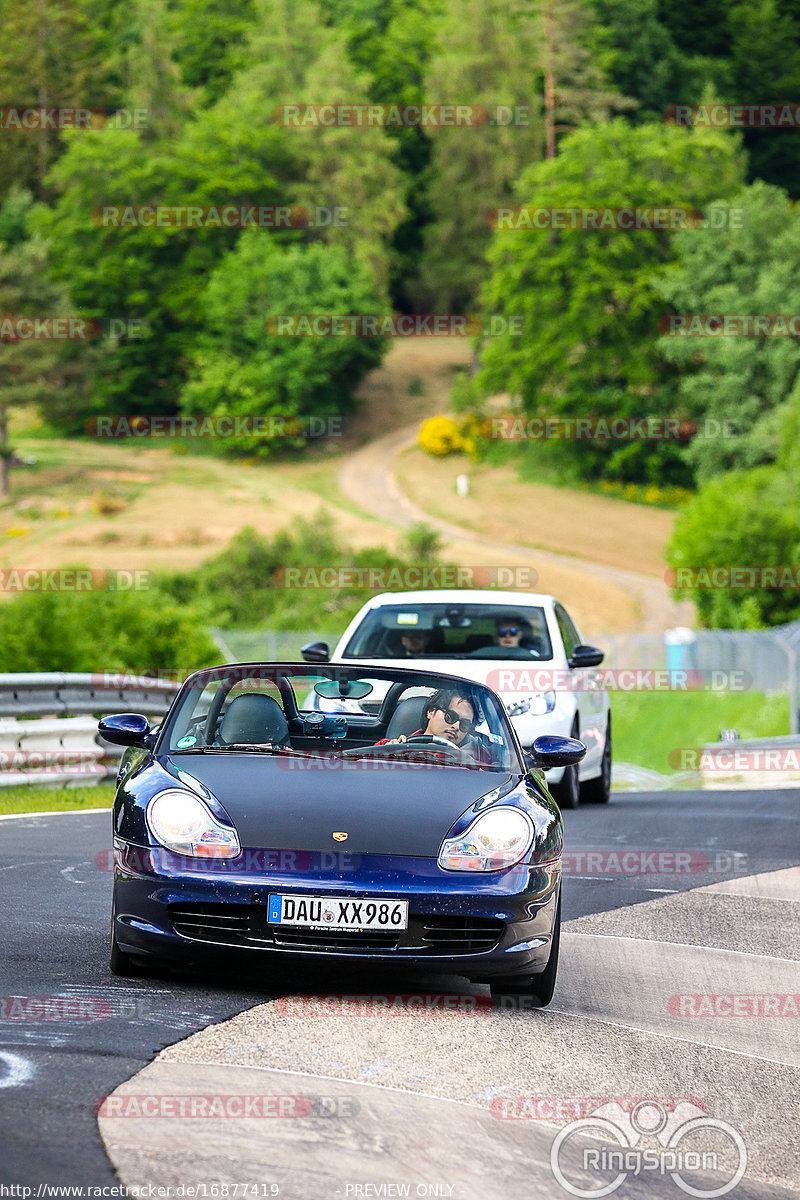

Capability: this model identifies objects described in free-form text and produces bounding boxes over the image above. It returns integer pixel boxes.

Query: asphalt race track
[1,789,798,1199]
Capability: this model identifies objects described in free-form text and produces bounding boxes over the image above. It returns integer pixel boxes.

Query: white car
[302,590,611,808]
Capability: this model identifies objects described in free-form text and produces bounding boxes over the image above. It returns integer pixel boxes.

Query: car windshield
[158,663,519,773]
[341,602,553,661]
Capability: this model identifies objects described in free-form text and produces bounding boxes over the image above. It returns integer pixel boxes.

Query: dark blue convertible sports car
[100,662,585,1006]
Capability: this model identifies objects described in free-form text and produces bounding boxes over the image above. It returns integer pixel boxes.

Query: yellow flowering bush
[418,413,486,460]
[418,416,464,456]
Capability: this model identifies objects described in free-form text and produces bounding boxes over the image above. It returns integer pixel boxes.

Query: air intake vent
[169,903,253,944]
[419,915,505,954]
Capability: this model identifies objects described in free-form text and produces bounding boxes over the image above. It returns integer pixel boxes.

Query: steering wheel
[405,734,474,759]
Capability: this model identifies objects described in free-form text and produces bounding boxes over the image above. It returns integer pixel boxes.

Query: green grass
[0,695,789,809]
[0,784,116,816]
[613,689,790,775]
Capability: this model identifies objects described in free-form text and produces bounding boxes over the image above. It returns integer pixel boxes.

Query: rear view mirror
[314,679,373,700]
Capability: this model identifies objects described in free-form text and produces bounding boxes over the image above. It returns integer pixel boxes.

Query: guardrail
[700,735,800,789]
[0,673,181,788]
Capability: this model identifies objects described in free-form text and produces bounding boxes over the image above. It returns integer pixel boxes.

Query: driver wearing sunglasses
[495,616,523,648]
[376,688,477,748]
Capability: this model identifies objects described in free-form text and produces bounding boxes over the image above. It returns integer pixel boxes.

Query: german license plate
[267,894,408,931]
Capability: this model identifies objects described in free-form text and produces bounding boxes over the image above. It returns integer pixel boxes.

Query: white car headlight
[147,790,240,858]
[438,806,534,872]
[507,692,556,718]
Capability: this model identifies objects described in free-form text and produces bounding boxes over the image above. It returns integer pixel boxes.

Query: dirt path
[338,422,694,634]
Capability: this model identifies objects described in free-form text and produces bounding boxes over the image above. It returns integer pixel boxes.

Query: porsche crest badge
[332,831,348,842]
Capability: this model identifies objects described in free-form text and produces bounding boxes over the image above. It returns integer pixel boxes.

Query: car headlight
[438,807,534,872]
[147,790,240,858]
[507,692,556,718]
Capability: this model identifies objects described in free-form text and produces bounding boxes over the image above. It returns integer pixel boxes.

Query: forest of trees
[2,0,800,625]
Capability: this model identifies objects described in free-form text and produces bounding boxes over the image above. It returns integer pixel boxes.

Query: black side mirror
[568,644,604,668]
[301,641,331,663]
[528,734,586,769]
[98,713,152,748]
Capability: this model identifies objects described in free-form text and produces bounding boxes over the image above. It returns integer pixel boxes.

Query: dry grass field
[2,339,679,634]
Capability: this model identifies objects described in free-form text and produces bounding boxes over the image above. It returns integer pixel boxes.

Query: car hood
[164,753,516,858]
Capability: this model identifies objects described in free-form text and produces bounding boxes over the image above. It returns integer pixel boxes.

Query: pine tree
[413,0,544,311]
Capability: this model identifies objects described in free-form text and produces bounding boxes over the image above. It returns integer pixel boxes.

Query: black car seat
[217,694,290,747]
[383,695,431,740]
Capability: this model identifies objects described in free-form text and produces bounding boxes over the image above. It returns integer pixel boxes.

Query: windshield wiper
[174,744,291,754]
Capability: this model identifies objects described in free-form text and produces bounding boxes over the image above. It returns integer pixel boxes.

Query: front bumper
[113,842,560,981]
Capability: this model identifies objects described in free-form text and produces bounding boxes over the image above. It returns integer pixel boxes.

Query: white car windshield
[342,603,553,661]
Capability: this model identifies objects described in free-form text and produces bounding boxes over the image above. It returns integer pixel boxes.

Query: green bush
[667,465,800,628]
[157,508,431,628]
[0,587,217,675]
[158,511,451,631]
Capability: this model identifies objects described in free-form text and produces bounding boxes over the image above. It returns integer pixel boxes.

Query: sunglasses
[437,706,474,734]
[497,627,519,636]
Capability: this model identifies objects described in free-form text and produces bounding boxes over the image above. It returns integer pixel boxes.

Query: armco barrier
[700,734,800,789]
[0,673,181,787]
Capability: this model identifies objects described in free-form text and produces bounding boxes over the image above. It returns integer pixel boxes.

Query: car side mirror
[528,734,586,769]
[301,641,331,663]
[98,713,152,748]
[568,644,604,668]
